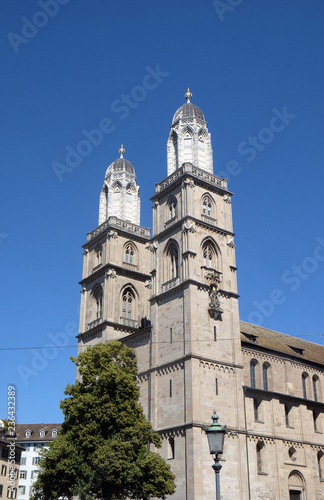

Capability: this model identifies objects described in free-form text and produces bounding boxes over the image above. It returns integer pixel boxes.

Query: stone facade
[77,91,324,500]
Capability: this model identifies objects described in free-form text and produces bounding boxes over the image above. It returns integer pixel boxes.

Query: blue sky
[1,0,324,423]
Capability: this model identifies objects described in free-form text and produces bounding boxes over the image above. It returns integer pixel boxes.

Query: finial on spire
[119,144,125,158]
[185,88,192,103]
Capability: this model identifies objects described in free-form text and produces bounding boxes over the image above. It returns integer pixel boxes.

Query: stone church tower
[77,91,324,500]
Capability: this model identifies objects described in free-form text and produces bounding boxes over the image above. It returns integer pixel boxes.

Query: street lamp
[204,410,227,500]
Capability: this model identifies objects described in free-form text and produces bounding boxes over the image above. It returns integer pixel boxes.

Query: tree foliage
[31,341,175,500]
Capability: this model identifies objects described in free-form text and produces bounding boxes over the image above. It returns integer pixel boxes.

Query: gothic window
[125,243,135,264]
[263,362,270,391]
[256,441,264,473]
[122,288,134,319]
[167,197,177,220]
[202,196,212,216]
[250,359,258,388]
[92,284,103,320]
[165,242,179,281]
[95,244,102,266]
[202,239,218,269]
[302,372,308,399]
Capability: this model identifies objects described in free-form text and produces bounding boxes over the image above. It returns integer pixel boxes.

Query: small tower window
[122,288,134,319]
[95,244,102,266]
[318,451,324,480]
[168,437,175,460]
[203,197,212,216]
[125,244,134,264]
[256,441,264,473]
[167,197,177,220]
[313,375,319,402]
[288,446,297,461]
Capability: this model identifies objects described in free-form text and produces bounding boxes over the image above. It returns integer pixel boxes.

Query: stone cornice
[150,278,239,303]
[243,385,324,409]
[151,163,232,199]
[84,216,151,247]
[79,262,151,286]
[152,215,234,243]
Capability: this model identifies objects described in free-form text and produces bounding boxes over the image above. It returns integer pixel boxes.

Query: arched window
[302,372,308,399]
[313,375,319,401]
[203,196,212,216]
[95,244,102,266]
[288,470,306,499]
[256,441,264,473]
[263,362,270,391]
[92,284,103,320]
[39,429,45,438]
[167,437,175,460]
[125,243,134,264]
[166,242,179,280]
[167,197,177,220]
[250,359,258,388]
[122,288,134,319]
[202,239,218,269]
[318,451,324,480]
[51,429,57,438]
[25,430,31,438]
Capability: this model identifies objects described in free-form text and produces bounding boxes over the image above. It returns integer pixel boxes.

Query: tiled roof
[9,423,62,442]
[240,321,324,366]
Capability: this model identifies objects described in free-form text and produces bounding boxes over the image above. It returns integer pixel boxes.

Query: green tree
[31,341,175,500]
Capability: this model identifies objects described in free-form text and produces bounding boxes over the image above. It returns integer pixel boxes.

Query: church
[77,90,324,500]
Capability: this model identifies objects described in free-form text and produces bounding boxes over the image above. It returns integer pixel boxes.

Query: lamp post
[204,410,227,500]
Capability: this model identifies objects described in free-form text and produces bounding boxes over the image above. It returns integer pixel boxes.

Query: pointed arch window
[122,288,134,319]
[95,244,103,266]
[203,196,212,216]
[166,243,179,280]
[202,240,218,270]
[167,197,177,221]
[92,285,103,320]
[167,437,175,460]
[125,243,134,264]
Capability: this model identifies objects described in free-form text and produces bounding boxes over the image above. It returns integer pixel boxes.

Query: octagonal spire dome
[172,88,205,123]
[105,144,136,180]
